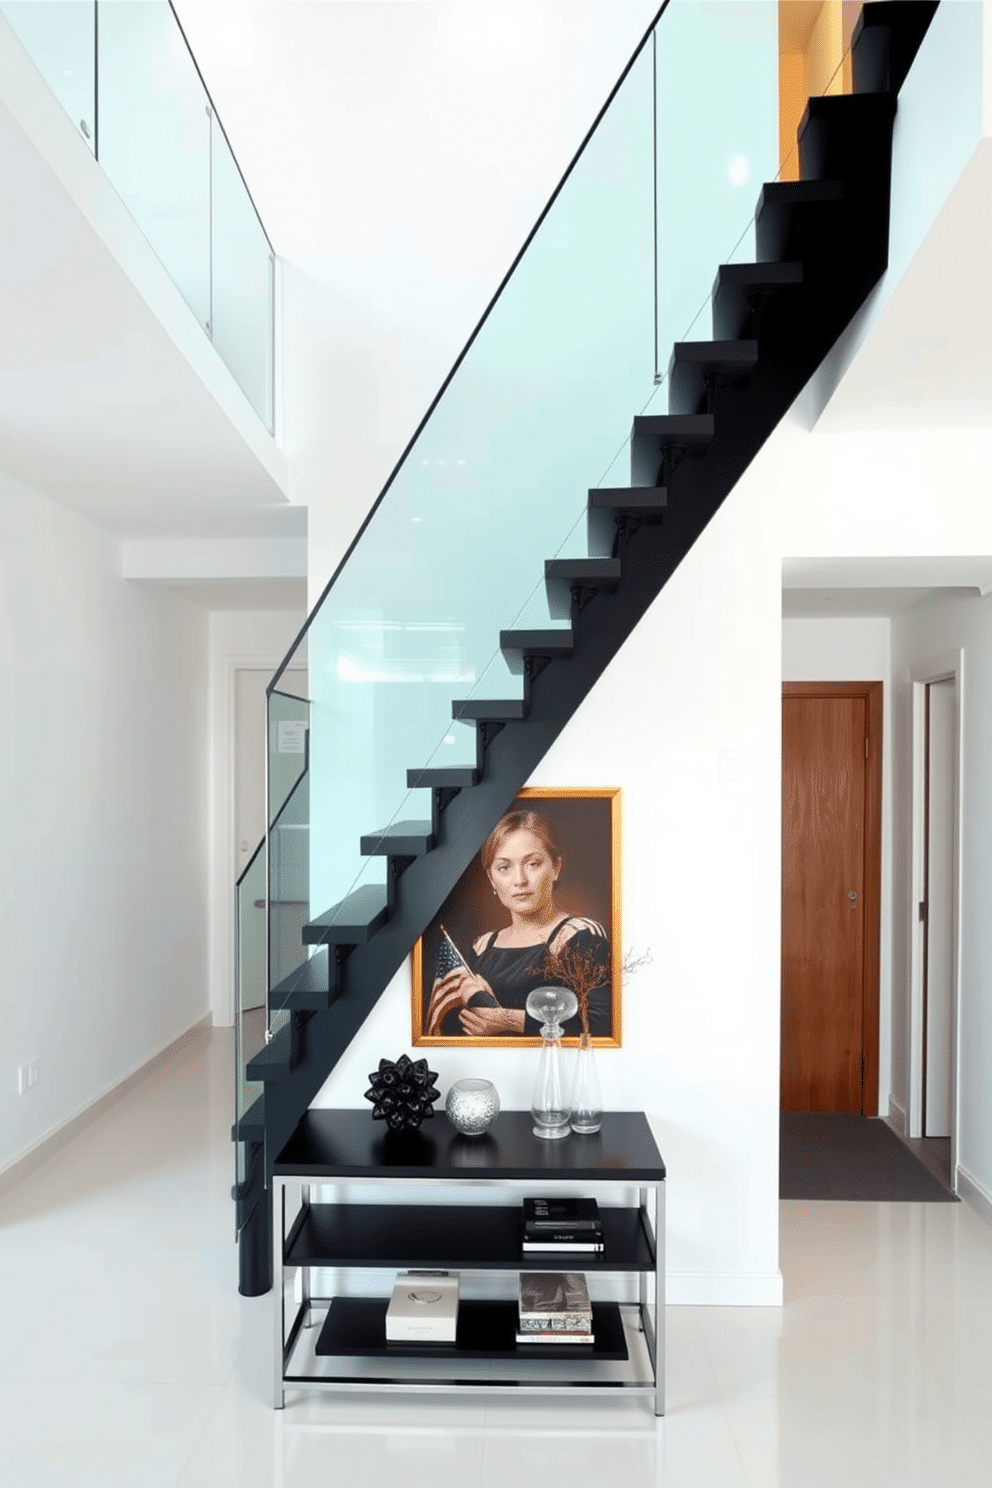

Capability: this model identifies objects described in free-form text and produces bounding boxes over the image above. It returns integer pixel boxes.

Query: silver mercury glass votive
[445,1078,500,1136]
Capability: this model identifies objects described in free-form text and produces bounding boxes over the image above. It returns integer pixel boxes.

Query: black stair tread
[631,412,715,440]
[232,1094,265,1143]
[669,338,758,366]
[713,261,804,291]
[755,180,847,265]
[452,698,528,721]
[303,883,390,946]
[852,0,939,97]
[270,951,330,1011]
[711,262,803,339]
[500,628,574,653]
[545,558,621,581]
[755,178,846,211]
[797,92,897,185]
[245,1023,292,1082]
[406,766,480,789]
[668,339,759,415]
[360,820,435,855]
[589,486,668,513]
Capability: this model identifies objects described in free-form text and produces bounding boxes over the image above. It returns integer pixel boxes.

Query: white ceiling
[781,555,992,618]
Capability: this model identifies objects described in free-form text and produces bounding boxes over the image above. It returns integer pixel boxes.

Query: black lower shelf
[314,1297,629,1361]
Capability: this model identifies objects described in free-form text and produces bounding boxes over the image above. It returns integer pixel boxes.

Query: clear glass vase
[525,987,578,1140]
[570,1032,603,1134]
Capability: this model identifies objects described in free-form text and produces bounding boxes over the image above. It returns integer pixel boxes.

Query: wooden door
[781,683,881,1112]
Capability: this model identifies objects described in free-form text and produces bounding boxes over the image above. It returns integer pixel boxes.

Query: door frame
[909,651,963,1174]
[782,681,883,1114]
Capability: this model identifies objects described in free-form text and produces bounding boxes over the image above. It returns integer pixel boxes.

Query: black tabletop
[273,1109,665,1181]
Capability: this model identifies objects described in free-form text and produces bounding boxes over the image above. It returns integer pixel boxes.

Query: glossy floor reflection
[1,1027,990,1487]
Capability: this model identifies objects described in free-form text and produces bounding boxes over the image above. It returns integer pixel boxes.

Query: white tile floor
[2,1026,991,1487]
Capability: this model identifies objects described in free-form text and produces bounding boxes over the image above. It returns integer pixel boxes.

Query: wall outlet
[17,1060,39,1095]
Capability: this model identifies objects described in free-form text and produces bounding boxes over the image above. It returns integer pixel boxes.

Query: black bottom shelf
[314,1298,629,1361]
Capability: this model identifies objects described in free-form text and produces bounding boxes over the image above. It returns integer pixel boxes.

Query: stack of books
[516,1271,594,1344]
[521,1196,603,1253]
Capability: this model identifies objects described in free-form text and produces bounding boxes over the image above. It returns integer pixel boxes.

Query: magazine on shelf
[518,1272,592,1332]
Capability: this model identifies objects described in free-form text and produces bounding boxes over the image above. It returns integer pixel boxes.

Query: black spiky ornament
[364,1054,441,1131]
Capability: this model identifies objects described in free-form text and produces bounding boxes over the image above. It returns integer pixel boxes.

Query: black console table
[272,1108,666,1414]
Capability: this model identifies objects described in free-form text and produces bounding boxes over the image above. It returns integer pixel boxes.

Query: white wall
[891,591,992,1219]
[782,615,889,681]
[0,472,211,1176]
[208,608,307,1025]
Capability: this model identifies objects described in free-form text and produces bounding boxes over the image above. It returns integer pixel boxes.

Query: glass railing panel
[235,841,266,1232]
[269,768,310,1009]
[654,2,778,376]
[97,0,211,330]
[0,1,95,151]
[301,43,658,930]
[210,116,275,429]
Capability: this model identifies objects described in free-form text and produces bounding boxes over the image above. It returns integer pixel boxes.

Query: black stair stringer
[238,0,941,1295]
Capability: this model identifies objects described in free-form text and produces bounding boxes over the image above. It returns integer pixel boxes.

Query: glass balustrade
[0,0,274,429]
[267,690,310,1014]
[0,0,95,148]
[234,841,266,1236]
[265,0,783,1039]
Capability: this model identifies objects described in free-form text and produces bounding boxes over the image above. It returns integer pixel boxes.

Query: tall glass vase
[570,1032,603,1134]
[525,987,578,1140]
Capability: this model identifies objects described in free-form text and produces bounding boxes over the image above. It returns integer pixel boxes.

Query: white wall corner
[887,1094,908,1137]
[956,1162,992,1229]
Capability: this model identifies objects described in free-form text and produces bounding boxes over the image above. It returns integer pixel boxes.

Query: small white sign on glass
[277,721,306,755]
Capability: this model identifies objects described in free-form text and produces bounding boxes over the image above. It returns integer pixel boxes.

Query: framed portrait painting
[411,787,621,1048]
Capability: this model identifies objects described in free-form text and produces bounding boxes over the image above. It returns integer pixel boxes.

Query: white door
[924,676,956,1138]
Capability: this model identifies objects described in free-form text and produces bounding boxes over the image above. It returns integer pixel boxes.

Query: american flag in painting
[434,926,468,981]
[425,925,470,1036]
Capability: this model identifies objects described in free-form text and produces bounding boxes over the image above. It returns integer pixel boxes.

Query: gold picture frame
[411,786,621,1047]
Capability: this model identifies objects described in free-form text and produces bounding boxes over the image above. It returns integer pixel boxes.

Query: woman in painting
[425,809,610,1038]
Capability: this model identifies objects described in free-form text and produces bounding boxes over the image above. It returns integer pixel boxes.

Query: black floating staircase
[234,1,939,1294]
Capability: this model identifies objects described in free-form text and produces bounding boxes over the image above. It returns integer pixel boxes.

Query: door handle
[848,891,858,906]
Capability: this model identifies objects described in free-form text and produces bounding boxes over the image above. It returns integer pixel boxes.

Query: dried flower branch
[539,943,603,1039]
[535,943,653,1039]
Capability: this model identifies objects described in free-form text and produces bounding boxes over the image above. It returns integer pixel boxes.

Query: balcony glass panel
[97,0,211,329]
[0,1,95,151]
[211,118,275,428]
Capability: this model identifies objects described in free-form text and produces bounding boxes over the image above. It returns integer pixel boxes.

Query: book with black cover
[523,1197,601,1231]
[515,1329,595,1344]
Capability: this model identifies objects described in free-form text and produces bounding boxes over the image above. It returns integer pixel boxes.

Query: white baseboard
[888,1095,908,1137]
[956,1163,992,1230]
[0,1012,213,1199]
[666,1270,784,1307]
